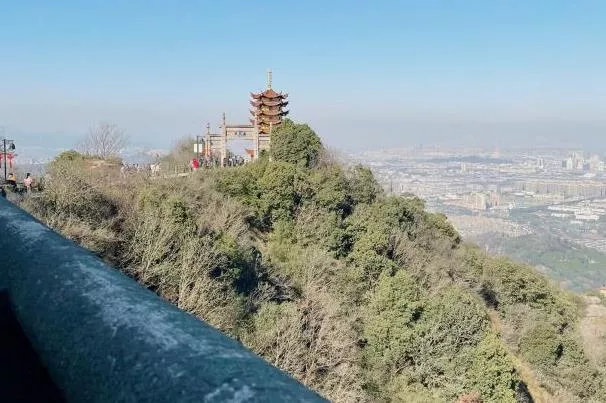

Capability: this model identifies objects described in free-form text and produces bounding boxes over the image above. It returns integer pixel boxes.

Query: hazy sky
[1,0,605,153]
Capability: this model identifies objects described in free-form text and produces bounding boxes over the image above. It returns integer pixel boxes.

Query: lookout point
[197,70,289,166]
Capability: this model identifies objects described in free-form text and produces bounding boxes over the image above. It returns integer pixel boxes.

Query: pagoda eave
[250,100,289,107]
[250,109,289,115]
[250,109,287,117]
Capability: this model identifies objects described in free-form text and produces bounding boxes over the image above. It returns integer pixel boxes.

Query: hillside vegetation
[22,120,606,402]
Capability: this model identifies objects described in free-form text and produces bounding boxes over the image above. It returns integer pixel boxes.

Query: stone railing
[0,198,325,402]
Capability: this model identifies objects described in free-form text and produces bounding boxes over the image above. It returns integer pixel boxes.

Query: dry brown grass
[456,392,482,403]
[242,247,368,402]
[580,296,606,368]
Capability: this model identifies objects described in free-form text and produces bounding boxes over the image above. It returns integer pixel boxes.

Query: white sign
[226,127,256,139]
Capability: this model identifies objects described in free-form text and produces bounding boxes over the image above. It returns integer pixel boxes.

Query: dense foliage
[22,122,606,402]
[271,118,323,167]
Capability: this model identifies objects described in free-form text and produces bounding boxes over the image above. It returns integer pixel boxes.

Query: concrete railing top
[0,198,325,402]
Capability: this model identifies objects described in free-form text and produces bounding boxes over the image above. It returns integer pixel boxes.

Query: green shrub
[467,333,519,403]
[306,165,351,214]
[347,164,382,205]
[54,149,85,162]
[363,270,424,375]
[271,119,322,168]
[519,321,561,370]
[258,161,298,223]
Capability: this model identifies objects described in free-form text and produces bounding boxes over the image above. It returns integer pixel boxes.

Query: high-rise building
[563,157,574,170]
[588,155,602,171]
[576,159,585,170]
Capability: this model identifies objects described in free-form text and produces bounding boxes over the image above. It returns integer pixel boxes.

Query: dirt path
[580,296,606,367]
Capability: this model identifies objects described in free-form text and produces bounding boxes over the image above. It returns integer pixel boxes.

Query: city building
[536,157,545,169]
[563,157,573,170]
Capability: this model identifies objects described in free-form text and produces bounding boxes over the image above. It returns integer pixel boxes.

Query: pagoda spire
[267,69,272,90]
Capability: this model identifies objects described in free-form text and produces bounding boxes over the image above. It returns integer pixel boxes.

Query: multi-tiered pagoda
[250,71,289,134]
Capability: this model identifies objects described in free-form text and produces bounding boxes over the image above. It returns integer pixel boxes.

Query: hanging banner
[1,153,15,168]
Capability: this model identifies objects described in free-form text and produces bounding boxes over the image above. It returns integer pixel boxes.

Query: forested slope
[21,120,606,402]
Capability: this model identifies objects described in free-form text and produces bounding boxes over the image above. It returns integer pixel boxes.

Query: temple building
[250,70,289,134]
[197,71,289,166]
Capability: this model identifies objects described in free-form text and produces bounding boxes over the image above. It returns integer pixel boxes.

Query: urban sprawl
[356,147,606,292]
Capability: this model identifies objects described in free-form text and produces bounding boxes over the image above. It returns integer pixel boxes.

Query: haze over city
[1,0,605,154]
[3,2,606,401]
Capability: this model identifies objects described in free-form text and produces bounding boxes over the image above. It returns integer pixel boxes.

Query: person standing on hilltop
[7,172,17,190]
[191,158,199,172]
[24,173,33,193]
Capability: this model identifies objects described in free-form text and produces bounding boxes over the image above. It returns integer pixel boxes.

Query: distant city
[355,147,606,292]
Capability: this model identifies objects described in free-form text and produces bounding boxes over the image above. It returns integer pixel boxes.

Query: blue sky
[1,0,605,153]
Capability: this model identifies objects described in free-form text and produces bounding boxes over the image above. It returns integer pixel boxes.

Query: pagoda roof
[250,89,288,99]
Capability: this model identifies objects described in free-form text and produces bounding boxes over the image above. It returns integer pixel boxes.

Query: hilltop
[20,120,606,402]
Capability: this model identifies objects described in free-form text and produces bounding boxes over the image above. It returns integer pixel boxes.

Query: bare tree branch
[80,122,128,159]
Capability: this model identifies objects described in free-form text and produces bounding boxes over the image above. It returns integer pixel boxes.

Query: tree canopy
[271,119,322,168]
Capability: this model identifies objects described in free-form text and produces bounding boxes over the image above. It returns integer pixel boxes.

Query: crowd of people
[120,163,147,175]
[119,163,162,177]
[190,155,246,171]
[116,154,249,179]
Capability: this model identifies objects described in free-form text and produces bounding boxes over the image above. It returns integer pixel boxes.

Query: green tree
[347,164,382,205]
[54,150,85,162]
[406,287,488,398]
[468,333,519,403]
[258,161,298,223]
[363,270,424,375]
[271,119,322,167]
[307,165,351,213]
[425,212,461,245]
